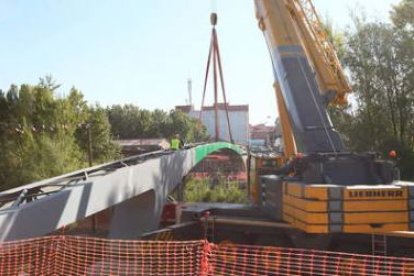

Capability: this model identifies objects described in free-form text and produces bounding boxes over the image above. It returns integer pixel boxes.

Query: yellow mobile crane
[249,0,414,238]
[158,0,414,255]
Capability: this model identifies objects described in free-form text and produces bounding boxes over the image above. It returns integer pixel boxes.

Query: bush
[184,178,248,204]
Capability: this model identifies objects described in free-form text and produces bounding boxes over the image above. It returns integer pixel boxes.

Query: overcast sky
[0,0,399,124]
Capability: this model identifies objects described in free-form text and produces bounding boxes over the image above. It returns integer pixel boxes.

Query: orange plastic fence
[0,236,207,275]
[208,243,414,276]
[0,235,413,276]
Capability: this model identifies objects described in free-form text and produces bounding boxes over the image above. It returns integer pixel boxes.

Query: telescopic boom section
[255,0,349,154]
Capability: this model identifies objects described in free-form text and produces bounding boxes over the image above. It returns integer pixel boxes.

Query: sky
[0,0,400,125]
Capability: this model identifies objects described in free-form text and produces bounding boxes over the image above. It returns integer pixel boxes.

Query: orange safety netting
[208,243,414,276]
[0,236,207,275]
[0,235,414,276]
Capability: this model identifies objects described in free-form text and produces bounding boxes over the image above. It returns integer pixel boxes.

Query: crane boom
[255,0,347,154]
[291,0,351,104]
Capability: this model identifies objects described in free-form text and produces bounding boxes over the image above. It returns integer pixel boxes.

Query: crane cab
[248,153,284,205]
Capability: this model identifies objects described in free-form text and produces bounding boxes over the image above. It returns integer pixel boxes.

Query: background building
[115,139,170,156]
[249,119,283,152]
[176,103,249,145]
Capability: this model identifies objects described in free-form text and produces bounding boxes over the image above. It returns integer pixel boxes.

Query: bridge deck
[0,142,244,242]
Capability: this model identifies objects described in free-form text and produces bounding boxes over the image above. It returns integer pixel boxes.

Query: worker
[171,134,183,150]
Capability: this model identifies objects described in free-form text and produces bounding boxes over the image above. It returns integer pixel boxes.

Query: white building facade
[176,103,249,145]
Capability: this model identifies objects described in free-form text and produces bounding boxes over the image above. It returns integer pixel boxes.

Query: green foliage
[0,78,119,191]
[75,106,120,164]
[106,104,142,139]
[184,178,248,204]
[0,77,208,191]
[0,123,84,191]
[16,130,81,187]
[391,0,414,32]
[329,0,414,180]
[183,179,212,202]
[107,105,209,143]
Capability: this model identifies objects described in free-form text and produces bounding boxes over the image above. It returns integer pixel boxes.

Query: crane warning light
[389,150,397,158]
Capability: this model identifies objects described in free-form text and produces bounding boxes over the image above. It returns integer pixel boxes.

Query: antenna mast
[187,78,193,107]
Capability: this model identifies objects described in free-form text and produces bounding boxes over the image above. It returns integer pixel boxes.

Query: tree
[0,78,208,191]
[391,0,414,148]
[330,0,414,179]
[107,104,143,139]
[343,12,414,146]
[391,0,414,33]
[76,105,120,165]
[38,75,62,91]
[167,110,209,143]
[106,105,209,143]
[148,109,171,138]
[0,79,119,190]
[0,121,84,191]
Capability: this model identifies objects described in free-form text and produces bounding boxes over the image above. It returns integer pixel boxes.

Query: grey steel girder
[0,143,244,242]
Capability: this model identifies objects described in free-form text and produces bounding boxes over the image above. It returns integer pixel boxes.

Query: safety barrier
[208,243,414,275]
[0,235,413,275]
[0,236,207,275]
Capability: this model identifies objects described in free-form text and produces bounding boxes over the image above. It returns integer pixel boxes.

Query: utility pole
[86,123,96,233]
[87,124,93,167]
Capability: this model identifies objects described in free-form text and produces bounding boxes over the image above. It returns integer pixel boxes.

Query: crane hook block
[210,13,218,26]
